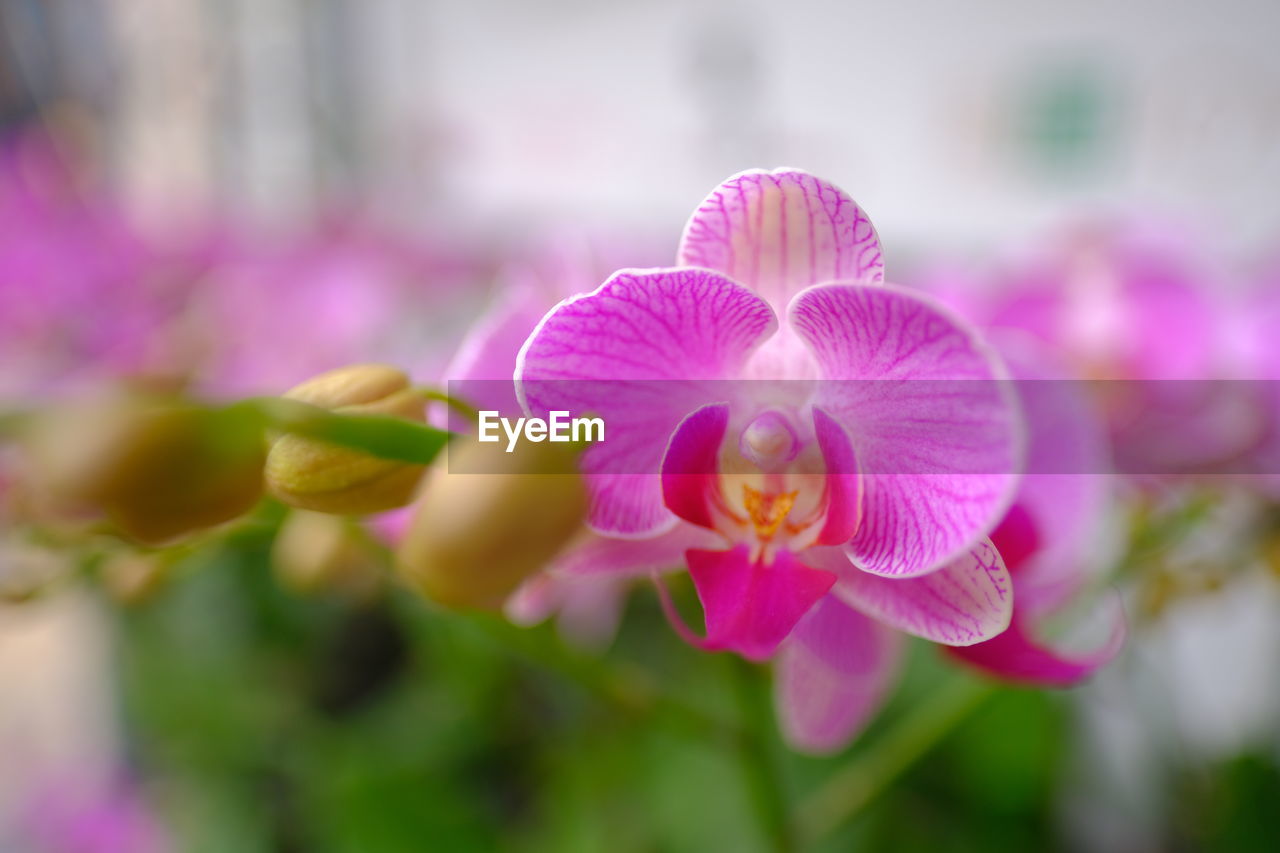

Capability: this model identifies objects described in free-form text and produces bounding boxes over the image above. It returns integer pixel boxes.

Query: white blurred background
[4,0,1279,253]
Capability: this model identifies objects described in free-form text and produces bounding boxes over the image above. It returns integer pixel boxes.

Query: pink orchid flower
[944,347,1125,688]
[511,169,1027,749]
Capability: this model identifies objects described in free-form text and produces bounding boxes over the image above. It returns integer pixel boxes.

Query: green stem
[418,387,479,422]
[458,611,739,741]
[797,675,994,845]
[244,397,454,464]
[728,657,795,853]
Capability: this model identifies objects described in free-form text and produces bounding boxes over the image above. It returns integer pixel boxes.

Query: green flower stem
[417,387,479,422]
[243,397,454,464]
[458,610,742,742]
[727,656,796,853]
[4,393,466,467]
[797,674,995,845]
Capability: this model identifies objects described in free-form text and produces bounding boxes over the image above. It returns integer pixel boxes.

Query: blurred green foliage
[112,526,1280,852]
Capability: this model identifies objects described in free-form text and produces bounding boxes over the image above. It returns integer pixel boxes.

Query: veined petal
[684,546,836,661]
[946,592,1126,686]
[518,268,777,536]
[789,283,1023,577]
[677,168,884,309]
[821,539,1013,646]
[775,594,902,754]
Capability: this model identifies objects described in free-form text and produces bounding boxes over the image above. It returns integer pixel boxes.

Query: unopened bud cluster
[20,394,265,544]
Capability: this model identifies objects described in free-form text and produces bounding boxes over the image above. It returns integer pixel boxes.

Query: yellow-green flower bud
[21,396,265,545]
[264,365,428,515]
[272,509,383,600]
[396,437,587,610]
[276,363,410,409]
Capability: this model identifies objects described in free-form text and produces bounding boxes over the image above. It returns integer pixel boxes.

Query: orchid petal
[661,403,731,530]
[1000,348,1112,614]
[989,503,1040,572]
[789,283,1023,576]
[811,406,862,545]
[518,268,777,536]
[947,592,1126,685]
[677,168,884,308]
[821,539,1013,646]
[683,545,836,661]
[775,595,902,754]
[550,525,720,577]
[505,573,632,652]
[444,281,547,417]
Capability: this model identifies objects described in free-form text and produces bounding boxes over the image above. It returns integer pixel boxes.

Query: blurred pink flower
[922,219,1264,482]
[0,129,492,404]
[15,775,169,853]
[0,132,175,399]
[505,572,631,652]
[933,221,1222,380]
[1226,255,1280,495]
[183,218,488,398]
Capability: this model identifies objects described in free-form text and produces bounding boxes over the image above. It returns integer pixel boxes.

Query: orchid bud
[264,365,428,515]
[21,396,265,545]
[396,437,587,610]
[272,509,383,601]
[275,363,410,409]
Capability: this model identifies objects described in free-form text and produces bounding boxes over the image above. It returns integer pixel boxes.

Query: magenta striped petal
[823,539,1013,646]
[775,594,902,754]
[789,283,1023,577]
[677,169,884,309]
[518,268,777,535]
[946,594,1126,685]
